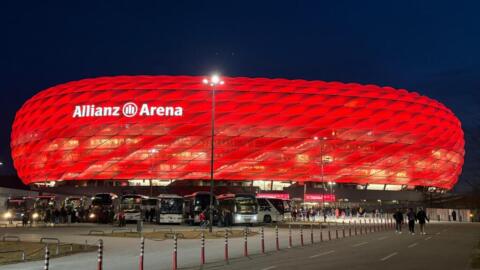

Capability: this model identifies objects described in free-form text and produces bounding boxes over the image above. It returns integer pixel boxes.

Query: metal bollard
[224,229,229,262]
[342,221,345,238]
[360,220,363,235]
[97,239,103,270]
[328,224,332,240]
[354,220,357,235]
[56,243,59,255]
[200,232,205,265]
[349,221,352,237]
[243,227,248,257]
[275,225,280,251]
[310,224,314,244]
[300,225,304,246]
[139,237,145,270]
[288,224,292,248]
[335,227,339,239]
[44,245,50,270]
[261,227,265,254]
[172,234,177,270]
[84,239,88,250]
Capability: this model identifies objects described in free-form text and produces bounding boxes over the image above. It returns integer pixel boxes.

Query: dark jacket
[416,210,429,224]
[393,211,404,223]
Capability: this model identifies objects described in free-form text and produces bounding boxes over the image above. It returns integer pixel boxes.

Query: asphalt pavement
[195,223,480,270]
[0,221,478,270]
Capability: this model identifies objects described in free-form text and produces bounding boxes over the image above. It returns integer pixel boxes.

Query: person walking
[416,208,429,235]
[393,208,404,233]
[406,208,416,235]
[451,210,457,221]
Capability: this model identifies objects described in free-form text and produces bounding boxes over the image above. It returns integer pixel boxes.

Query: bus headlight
[252,215,257,221]
[235,214,242,222]
[32,213,39,220]
[89,213,96,219]
[3,212,12,219]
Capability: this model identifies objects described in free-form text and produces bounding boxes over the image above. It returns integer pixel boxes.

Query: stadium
[10,76,465,204]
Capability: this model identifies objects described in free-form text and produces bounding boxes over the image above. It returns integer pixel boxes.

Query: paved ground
[197,223,480,270]
[0,221,477,270]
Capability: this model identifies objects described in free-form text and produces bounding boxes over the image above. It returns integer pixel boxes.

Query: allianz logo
[72,102,183,118]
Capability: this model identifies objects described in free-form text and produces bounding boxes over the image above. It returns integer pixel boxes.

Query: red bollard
[224,229,229,262]
[300,225,304,246]
[172,234,177,270]
[243,227,248,257]
[288,224,292,248]
[200,232,205,265]
[139,237,144,270]
[275,225,280,251]
[97,239,103,270]
[44,245,50,270]
[261,227,265,254]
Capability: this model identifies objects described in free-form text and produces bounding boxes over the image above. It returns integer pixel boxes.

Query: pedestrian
[406,208,416,235]
[149,208,155,223]
[416,208,429,235]
[393,208,404,233]
[199,210,207,228]
[22,211,29,227]
[451,210,457,221]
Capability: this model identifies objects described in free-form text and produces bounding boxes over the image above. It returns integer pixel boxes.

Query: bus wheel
[264,215,272,223]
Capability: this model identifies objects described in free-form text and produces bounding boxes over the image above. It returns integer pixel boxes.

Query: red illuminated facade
[11,76,464,189]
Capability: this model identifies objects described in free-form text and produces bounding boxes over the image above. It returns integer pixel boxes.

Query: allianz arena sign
[72,103,184,118]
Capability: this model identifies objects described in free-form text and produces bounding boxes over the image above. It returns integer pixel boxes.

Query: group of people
[393,207,429,235]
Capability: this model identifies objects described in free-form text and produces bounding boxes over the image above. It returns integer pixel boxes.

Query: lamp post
[149,149,158,197]
[203,74,224,233]
[314,136,326,208]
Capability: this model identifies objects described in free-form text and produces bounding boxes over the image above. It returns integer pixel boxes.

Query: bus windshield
[194,195,211,211]
[235,196,257,214]
[159,198,183,214]
[121,196,142,211]
[92,195,113,206]
[6,200,26,210]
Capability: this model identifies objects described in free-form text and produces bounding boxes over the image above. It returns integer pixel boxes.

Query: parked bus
[257,198,291,223]
[217,193,259,226]
[32,195,57,222]
[88,193,117,223]
[119,194,146,222]
[4,196,33,221]
[156,194,184,224]
[184,192,216,225]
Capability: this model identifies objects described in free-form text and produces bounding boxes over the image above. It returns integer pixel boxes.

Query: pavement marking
[309,250,335,258]
[408,243,418,248]
[352,241,369,247]
[380,252,398,261]
[377,236,388,240]
[261,266,276,270]
[425,236,432,241]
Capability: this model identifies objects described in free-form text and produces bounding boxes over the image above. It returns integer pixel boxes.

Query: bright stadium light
[203,74,224,86]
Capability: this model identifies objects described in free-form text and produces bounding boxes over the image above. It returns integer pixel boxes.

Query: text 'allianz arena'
[11,76,464,189]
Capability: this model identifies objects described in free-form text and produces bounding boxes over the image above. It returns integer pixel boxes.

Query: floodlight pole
[204,75,224,233]
[209,83,216,233]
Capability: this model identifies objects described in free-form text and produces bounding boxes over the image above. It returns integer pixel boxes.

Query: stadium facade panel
[10,76,464,189]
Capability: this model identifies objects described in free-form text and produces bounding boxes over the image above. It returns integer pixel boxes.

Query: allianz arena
[11,76,464,190]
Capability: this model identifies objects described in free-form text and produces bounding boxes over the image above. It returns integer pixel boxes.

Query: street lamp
[0,161,3,166]
[149,149,158,197]
[314,136,327,208]
[203,74,224,233]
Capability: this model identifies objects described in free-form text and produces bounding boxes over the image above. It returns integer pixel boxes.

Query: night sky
[1,1,479,191]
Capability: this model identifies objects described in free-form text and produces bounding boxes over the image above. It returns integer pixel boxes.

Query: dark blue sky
[1,1,479,191]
